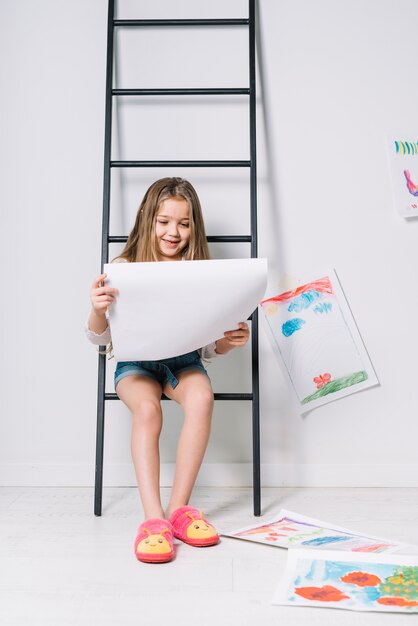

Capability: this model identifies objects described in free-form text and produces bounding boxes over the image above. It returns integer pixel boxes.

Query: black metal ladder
[95,0,260,516]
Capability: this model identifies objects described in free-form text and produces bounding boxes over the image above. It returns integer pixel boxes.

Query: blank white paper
[105,258,268,361]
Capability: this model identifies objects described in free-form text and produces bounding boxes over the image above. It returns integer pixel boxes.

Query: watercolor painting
[221,509,405,554]
[387,137,418,217]
[272,549,418,613]
[260,270,378,413]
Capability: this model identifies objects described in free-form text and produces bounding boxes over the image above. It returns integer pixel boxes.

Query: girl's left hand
[223,322,250,347]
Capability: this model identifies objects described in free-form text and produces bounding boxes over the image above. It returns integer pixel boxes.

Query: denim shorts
[114,350,209,391]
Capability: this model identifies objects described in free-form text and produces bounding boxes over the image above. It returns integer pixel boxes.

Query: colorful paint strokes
[387,136,418,216]
[221,509,405,554]
[260,270,378,413]
[404,169,418,196]
[272,549,418,613]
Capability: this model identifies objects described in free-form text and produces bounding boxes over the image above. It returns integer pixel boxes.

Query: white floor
[1,487,417,626]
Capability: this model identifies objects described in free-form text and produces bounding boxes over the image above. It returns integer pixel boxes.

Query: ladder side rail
[248,0,261,516]
[95,0,115,517]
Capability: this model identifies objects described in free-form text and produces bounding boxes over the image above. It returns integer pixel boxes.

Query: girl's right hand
[90,273,118,316]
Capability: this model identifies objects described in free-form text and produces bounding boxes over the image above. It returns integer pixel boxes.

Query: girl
[86,177,250,563]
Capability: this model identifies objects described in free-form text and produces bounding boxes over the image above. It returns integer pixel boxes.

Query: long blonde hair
[115,177,210,262]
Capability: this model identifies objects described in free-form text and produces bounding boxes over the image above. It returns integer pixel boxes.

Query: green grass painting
[302,371,368,405]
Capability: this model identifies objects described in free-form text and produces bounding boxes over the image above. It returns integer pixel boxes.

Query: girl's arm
[215,322,250,355]
[86,273,118,343]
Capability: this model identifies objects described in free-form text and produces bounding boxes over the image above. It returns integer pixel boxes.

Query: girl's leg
[116,375,165,519]
[163,370,214,518]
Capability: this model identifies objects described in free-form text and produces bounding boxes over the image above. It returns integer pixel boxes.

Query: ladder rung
[114,19,249,27]
[110,160,251,168]
[209,235,252,243]
[214,393,253,401]
[112,88,250,96]
[105,392,253,401]
[108,235,251,244]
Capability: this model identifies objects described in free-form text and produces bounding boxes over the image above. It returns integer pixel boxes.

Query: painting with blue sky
[222,509,405,554]
[273,549,418,613]
[260,269,378,413]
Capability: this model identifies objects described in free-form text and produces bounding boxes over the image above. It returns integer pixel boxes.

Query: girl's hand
[223,322,250,347]
[90,273,118,317]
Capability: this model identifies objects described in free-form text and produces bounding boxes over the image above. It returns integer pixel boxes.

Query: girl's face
[155,197,191,261]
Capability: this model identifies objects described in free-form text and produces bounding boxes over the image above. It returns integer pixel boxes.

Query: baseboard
[1,463,418,487]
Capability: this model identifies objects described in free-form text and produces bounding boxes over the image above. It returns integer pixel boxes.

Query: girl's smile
[155,197,191,261]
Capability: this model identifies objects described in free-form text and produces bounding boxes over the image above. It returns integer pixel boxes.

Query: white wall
[1,0,418,489]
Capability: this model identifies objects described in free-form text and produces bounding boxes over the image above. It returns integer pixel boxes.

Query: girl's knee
[132,400,162,429]
[185,386,214,412]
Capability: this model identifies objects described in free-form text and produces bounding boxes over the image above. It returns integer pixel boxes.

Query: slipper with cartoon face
[169,506,219,547]
[134,518,175,563]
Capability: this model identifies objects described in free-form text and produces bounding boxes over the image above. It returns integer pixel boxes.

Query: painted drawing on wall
[222,509,405,554]
[272,549,418,613]
[387,137,418,217]
[260,270,378,412]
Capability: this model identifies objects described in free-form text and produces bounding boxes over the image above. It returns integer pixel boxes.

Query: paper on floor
[272,548,418,613]
[221,508,408,554]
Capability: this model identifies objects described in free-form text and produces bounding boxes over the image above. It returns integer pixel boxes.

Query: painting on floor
[221,509,405,554]
[260,269,378,413]
[272,549,418,613]
[387,137,418,217]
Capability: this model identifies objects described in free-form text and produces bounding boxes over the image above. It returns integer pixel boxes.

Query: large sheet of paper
[105,258,267,361]
[272,549,418,613]
[386,136,418,218]
[221,509,407,553]
[260,269,379,413]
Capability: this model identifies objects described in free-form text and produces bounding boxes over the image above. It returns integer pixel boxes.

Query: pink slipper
[134,518,175,563]
[169,506,220,547]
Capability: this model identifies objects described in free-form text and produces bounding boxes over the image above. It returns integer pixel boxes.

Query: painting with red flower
[340,571,382,587]
[260,270,378,414]
[295,585,349,602]
[272,549,418,613]
[313,373,332,389]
